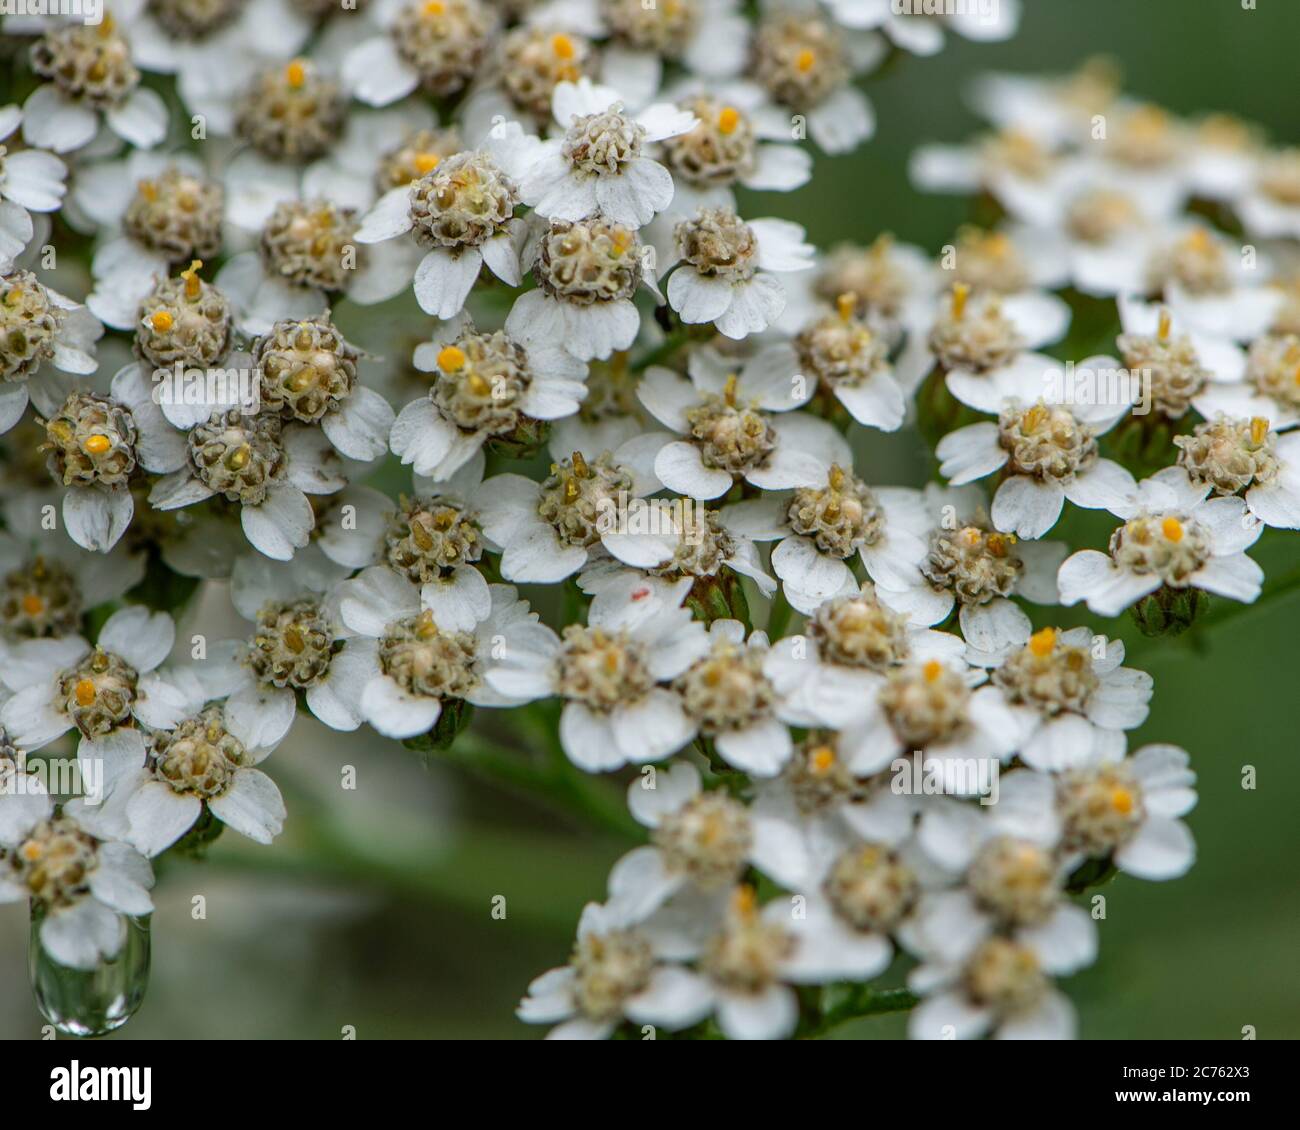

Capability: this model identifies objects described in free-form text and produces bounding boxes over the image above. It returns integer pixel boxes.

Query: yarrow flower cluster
[0,0,1278,1044]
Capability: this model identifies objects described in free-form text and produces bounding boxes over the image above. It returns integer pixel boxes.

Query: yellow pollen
[1157,308,1172,342]
[836,292,857,321]
[572,450,589,478]
[810,745,836,774]
[951,282,970,319]
[285,58,307,88]
[437,345,466,372]
[733,884,758,916]
[138,179,158,202]
[1250,416,1270,445]
[922,659,943,683]
[1028,627,1057,658]
[552,33,575,59]
[415,609,439,639]
[227,445,251,471]
[181,259,203,300]
[563,478,581,504]
[987,532,1013,556]
[82,433,112,456]
[20,842,43,862]
[150,310,174,333]
[423,0,445,13]
[466,373,491,397]
[1185,227,1212,252]
[723,372,739,406]
[74,678,97,707]
[21,593,44,616]
[827,464,845,491]
[98,12,115,37]
[4,287,23,306]
[1161,516,1184,542]
[717,106,741,135]
[1022,403,1049,433]
[414,152,441,175]
[1110,787,1134,815]
[796,48,816,73]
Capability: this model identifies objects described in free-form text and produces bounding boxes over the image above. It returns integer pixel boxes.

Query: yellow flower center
[437,345,467,372]
[1028,627,1057,658]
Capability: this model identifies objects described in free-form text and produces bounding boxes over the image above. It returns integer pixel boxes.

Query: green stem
[801,986,919,1039]
[438,729,641,841]
[766,588,794,640]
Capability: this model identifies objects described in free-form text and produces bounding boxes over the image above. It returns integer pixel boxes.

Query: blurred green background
[3,0,1299,1039]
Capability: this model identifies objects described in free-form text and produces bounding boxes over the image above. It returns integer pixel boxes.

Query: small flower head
[134,262,233,371]
[41,393,138,488]
[253,314,360,423]
[235,58,347,163]
[123,167,225,264]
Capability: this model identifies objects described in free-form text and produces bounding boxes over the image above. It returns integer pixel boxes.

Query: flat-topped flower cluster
[0,4,1270,1040]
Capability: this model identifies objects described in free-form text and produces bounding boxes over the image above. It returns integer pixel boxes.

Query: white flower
[122,0,313,129]
[506,212,659,361]
[648,80,813,230]
[391,314,586,481]
[1194,331,1300,430]
[194,576,368,744]
[74,702,287,857]
[0,807,153,971]
[831,653,1020,791]
[0,527,144,644]
[874,484,1066,639]
[836,0,1022,51]
[517,899,713,1040]
[665,208,814,339]
[1137,226,1278,343]
[36,364,185,553]
[0,105,66,268]
[353,124,539,319]
[750,4,883,155]
[149,411,346,562]
[17,14,169,154]
[632,881,806,1040]
[671,619,793,776]
[337,565,540,740]
[484,581,709,770]
[895,280,1072,396]
[1169,416,1300,530]
[1057,466,1265,616]
[0,606,197,782]
[908,945,1077,1040]
[633,346,846,500]
[764,584,967,728]
[575,508,777,603]
[518,79,696,228]
[905,773,1097,970]
[967,58,1119,149]
[341,0,497,108]
[964,618,1152,772]
[935,357,1139,539]
[1235,147,1300,239]
[1058,743,1198,881]
[75,154,224,330]
[476,442,674,582]
[910,127,1073,224]
[721,468,930,614]
[0,271,102,437]
[215,200,418,337]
